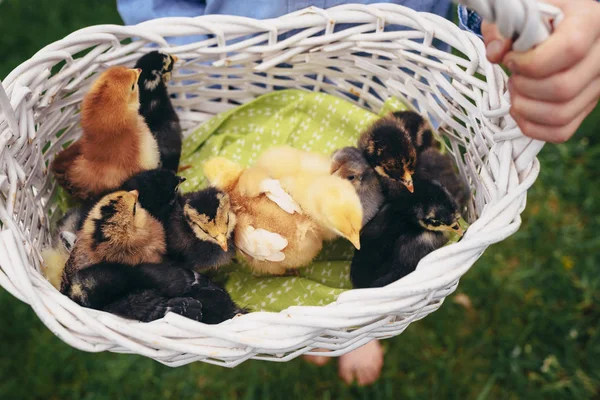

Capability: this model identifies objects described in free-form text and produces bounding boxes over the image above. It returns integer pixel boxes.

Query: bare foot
[303,349,332,366]
[338,340,384,386]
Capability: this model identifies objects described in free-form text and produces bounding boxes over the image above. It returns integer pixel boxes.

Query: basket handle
[455,0,559,51]
[454,0,564,169]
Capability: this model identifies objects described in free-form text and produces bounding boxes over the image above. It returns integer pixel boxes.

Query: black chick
[120,168,186,225]
[168,187,237,271]
[103,290,203,323]
[350,177,463,288]
[358,110,437,195]
[331,147,384,227]
[135,51,182,172]
[415,148,470,213]
[65,260,244,323]
[392,111,437,153]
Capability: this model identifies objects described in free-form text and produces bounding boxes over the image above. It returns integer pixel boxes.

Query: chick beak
[176,176,186,189]
[171,54,179,63]
[402,172,414,193]
[128,190,139,201]
[348,230,361,250]
[216,235,228,251]
[132,68,142,81]
[451,223,464,237]
[441,223,464,237]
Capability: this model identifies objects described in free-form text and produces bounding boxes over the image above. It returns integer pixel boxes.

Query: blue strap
[457,4,483,39]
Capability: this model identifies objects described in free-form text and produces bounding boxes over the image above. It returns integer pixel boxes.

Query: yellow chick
[203,157,324,276]
[254,146,332,178]
[254,146,363,248]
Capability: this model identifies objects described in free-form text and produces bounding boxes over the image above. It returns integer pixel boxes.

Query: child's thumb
[481,21,512,64]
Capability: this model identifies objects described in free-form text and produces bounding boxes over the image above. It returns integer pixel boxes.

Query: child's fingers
[511,100,597,143]
[503,6,600,78]
[509,41,600,102]
[510,77,600,126]
[481,21,512,63]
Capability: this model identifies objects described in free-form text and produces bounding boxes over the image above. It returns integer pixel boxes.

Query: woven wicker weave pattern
[0,2,559,367]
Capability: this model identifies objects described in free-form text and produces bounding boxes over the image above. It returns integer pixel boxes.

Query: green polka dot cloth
[178,90,409,312]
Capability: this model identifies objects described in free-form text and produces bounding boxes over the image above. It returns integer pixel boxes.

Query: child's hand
[481,0,600,143]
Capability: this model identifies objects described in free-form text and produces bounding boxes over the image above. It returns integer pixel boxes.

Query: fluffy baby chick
[103,289,203,322]
[51,169,183,256]
[253,146,363,248]
[254,145,332,178]
[135,51,182,173]
[331,147,384,227]
[51,207,85,252]
[416,148,470,212]
[64,260,243,323]
[204,157,325,275]
[392,111,437,153]
[54,190,166,292]
[51,67,160,201]
[167,187,237,271]
[351,177,463,288]
[358,111,437,194]
[120,169,186,225]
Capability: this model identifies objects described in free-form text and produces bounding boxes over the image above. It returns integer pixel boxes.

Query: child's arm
[481,0,600,143]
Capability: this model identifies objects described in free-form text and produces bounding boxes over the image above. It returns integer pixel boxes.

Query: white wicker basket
[0,1,561,367]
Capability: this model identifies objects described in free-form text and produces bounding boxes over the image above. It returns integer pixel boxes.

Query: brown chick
[204,157,325,276]
[358,110,437,194]
[51,67,160,201]
[57,190,166,291]
[254,146,363,248]
[331,147,384,227]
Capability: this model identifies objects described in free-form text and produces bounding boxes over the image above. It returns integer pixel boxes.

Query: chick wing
[236,225,288,262]
[259,178,302,215]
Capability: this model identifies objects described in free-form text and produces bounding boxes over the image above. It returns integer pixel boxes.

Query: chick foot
[160,297,204,321]
[338,340,384,386]
[103,290,203,322]
[187,277,246,324]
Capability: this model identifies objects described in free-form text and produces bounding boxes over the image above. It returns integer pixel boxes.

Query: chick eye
[347,175,355,181]
[189,218,209,234]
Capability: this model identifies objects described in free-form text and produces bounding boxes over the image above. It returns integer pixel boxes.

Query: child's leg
[303,340,384,386]
[338,340,384,386]
[303,350,332,366]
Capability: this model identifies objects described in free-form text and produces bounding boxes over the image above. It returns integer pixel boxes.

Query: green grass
[1,1,599,399]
